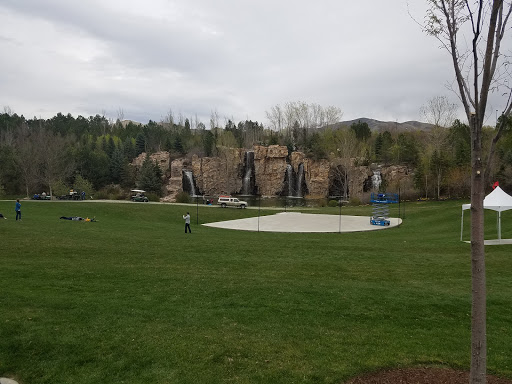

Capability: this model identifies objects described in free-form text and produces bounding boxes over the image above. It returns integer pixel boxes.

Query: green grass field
[0,199,511,384]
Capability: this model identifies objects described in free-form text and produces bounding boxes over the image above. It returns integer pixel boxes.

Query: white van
[217,195,248,209]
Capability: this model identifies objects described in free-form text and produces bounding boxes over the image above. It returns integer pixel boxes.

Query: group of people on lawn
[1,200,192,232]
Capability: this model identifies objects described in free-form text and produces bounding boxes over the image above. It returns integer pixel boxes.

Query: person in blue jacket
[15,199,21,221]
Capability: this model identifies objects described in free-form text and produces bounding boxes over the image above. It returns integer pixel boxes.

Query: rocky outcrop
[380,165,411,190]
[253,145,288,196]
[161,158,188,202]
[304,158,330,198]
[192,148,244,196]
[132,151,170,175]
[149,147,415,202]
[350,165,373,199]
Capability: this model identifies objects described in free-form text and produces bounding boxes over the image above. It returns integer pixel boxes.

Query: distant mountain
[336,118,434,132]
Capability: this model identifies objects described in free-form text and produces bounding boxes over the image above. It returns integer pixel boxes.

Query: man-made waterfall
[371,170,382,191]
[286,164,294,197]
[241,151,255,195]
[295,163,304,197]
[183,170,197,196]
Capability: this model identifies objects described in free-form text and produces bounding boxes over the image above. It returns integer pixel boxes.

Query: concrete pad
[463,239,512,245]
[203,212,402,233]
[0,378,20,384]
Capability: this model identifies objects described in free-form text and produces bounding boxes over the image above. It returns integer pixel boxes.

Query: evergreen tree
[106,136,115,158]
[202,130,214,156]
[138,155,162,194]
[123,137,136,161]
[173,135,184,155]
[110,147,125,184]
[135,133,146,156]
[350,121,371,141]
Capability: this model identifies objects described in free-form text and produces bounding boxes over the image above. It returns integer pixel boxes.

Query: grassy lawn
[0,199,511,384]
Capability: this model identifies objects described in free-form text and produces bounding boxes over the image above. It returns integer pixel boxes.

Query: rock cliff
[192,148,244,196]
[132,148,414,202]
[253,145,288,196]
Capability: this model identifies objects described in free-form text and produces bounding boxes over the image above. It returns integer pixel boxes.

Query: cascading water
[286,164,294,197]
[183,170,197,196]
[241,151,255,195]
[295,163,304,197]
[371,170,382,191]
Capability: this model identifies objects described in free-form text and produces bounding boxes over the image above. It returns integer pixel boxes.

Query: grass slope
[0,200,511,384]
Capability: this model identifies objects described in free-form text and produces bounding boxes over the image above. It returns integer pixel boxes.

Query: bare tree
[14,122,39,197]
[420,95,458,128]
[3,106,13,116]
[265,104,284,132]
[35,127,75,198]
[423,1,512,382]
[266,102,343,143]
[117,107,125,122]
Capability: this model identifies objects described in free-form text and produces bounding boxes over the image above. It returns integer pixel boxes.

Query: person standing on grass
[15,199,21,221]
[183,212,191,233]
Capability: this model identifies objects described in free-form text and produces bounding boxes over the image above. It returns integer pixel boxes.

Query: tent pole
[461,209,464,242]
[499,211,502,244]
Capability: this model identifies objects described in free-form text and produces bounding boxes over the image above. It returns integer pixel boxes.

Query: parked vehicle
[131,189,149,202]
[217,195,247,208]
[58,190,81,200]
[32,193,51,200]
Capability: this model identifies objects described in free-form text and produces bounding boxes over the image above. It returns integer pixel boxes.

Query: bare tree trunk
[470,113,486,384]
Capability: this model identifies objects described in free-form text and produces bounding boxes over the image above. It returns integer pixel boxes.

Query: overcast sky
[0,0,501,126]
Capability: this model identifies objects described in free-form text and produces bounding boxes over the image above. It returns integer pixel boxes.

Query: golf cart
[131,189,149,202]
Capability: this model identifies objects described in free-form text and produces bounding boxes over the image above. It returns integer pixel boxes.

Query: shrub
[96,184,127,200]
[145,192,160,202]
[52,180,69,198]
[175,191,191,204]
[328,199,338,207]
[73,174,94,198]
[349,197,361,206]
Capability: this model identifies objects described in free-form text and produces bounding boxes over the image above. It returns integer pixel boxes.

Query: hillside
[336,117,433,132]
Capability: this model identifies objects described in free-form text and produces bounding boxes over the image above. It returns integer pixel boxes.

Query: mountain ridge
[337,117,433,131]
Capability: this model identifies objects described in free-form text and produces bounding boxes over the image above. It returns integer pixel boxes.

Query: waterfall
[183,170,197,196]
[371,170,382,191]
[295,163,304,197]
[241,151,255,195]
[242,169,252,195]
[286,164,294,197]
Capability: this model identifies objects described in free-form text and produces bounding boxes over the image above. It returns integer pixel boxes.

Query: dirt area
[345,367,512,384]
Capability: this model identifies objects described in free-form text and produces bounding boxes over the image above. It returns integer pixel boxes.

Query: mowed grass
[0,199,511,384]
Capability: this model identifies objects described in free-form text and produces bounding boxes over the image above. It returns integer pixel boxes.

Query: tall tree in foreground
[423,1,512,383]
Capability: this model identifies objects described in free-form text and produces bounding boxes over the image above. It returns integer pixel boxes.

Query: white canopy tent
[461,186,512,244]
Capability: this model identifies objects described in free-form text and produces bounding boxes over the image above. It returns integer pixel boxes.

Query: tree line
[0,106,510,199]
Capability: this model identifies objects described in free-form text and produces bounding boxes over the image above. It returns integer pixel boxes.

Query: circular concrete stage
[203,212,402,233]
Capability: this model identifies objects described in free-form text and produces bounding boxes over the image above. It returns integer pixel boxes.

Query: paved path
[203,212,401,233]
